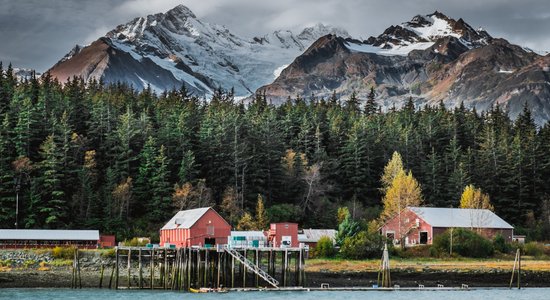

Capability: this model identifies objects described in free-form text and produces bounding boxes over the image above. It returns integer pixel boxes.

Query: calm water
[1,288,549,300]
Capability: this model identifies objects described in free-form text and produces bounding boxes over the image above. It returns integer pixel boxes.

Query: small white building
[228,231,267,248]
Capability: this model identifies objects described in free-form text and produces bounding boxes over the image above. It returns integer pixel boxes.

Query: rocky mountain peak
[165,4,197,19]
[297,23,351,41]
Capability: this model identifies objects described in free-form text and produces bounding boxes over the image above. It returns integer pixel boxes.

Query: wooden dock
[107,246,306,291]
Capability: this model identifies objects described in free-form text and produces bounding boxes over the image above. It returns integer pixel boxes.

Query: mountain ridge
[48,4,348,96]
[257,12,550,124]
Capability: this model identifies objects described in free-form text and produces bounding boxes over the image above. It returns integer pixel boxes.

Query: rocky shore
[2,250,550,289]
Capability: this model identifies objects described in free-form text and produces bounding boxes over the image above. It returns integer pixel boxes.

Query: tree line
[1,63,549,240]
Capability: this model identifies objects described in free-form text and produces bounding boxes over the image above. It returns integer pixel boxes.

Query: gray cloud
[1,0,549,72]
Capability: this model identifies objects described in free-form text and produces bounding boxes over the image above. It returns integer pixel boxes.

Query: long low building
[380,207,514,247]
[0,229,100,249]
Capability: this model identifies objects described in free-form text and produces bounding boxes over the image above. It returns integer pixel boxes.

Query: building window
[207,225,214,236]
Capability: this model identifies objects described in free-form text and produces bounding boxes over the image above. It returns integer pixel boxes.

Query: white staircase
[223,246,279,288]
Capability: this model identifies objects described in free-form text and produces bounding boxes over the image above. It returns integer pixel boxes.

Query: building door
[419,232,428,244]
[205,238,216,247]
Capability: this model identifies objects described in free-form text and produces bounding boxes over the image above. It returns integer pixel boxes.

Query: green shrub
[493,234,511,254]
[524,242,545,257]
[0,259,13,267]
[51,246,75,259]
[101,248,116,258]
[314,236,336,258]
[23,259,37,269]
[392,245,431,258]
[340,230,383,259]
[432,228,494,258]
[122,237,148,247]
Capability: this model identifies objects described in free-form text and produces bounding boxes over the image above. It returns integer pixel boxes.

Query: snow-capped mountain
[258,12,550,124]
[48,5,348,96]
[345,11,491,56]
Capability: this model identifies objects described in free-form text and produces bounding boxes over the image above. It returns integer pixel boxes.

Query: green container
[252,240,259,247]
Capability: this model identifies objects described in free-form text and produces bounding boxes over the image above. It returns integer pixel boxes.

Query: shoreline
[2,269,550,289]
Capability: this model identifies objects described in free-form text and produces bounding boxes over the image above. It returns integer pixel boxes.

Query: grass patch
[49,259,73,267]
[305,257,550,273]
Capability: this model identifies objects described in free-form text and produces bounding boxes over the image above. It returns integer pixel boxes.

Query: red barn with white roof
[160,207,231,248]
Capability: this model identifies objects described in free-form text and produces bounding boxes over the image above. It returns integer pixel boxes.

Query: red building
[380,207,514,247]
[99,235,116,248]
[160,207,231,248]
[268,223,299,248]
[0,229,99,249]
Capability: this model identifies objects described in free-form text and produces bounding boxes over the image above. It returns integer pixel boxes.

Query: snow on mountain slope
[51,5,348,96]
[346,11,491,56]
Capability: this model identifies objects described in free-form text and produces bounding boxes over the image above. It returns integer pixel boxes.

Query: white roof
[230,231,266,238]
[0,229,99,241]
[409,207,513,229]
[161,207,211,230]
[298,229,337,243]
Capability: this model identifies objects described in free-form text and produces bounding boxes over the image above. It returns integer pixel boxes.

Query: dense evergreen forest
[1,63,550,240]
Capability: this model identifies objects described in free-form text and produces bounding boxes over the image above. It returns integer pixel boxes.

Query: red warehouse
[268,223,299,248]
[380,207,514,247]
[160,207,231,248]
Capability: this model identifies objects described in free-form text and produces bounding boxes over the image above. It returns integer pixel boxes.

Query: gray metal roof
[298,229,337,243]
[0,229,100,241]
[409,207,513,229]
[161,207,211,230]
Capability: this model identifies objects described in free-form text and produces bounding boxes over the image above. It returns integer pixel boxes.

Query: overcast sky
[1,0,549,72]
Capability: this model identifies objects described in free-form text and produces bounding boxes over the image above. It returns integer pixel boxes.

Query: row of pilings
[100,246,306,290]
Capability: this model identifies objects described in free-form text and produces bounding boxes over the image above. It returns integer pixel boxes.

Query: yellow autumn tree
[460,185,494,211]
[172,182,193,211]
[236,212,256,231]
[380,151,404,192]
[381,170,423,221]
[255,194,269,230]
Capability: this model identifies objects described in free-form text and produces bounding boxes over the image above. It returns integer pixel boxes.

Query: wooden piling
[518,249,522,289]
[217,252,221,288]
[298,248,304,286]
[127,249,131,289]
[204,249,209,288]
[231,254,235,288]
[150,248,154,289]
[164,249,168,289]
[75,248,82,289]
[99,264,105,288]
[113,246,305,291]
[108,264,115,289]
[138,249,143,288]
[283,249,288,287]
[115,247,119,289]
[255,249,259,287]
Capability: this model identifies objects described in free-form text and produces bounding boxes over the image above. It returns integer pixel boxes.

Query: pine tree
[148,145,171,224]
[364,87,378,116]
[37,135,67,228]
